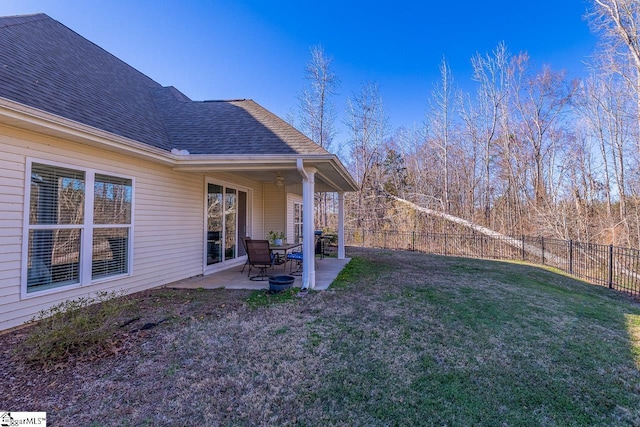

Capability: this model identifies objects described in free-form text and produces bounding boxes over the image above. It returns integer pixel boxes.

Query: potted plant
[268,230,286,246]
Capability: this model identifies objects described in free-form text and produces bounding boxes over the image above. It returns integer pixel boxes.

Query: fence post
[521,235,525,261]
[608,244,614,289]
[412,231,416,251]
[361,228,365,248]
[541,237,545,265]
[569,240,573,275]
[383,230,387,249]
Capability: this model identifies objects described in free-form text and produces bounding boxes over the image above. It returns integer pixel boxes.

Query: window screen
[27,163,85,292]
[25,162,133,293]
[92,174,132,279]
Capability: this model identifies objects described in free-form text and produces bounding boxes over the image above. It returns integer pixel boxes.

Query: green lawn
[301,249,640,426]
[5,247,640,426]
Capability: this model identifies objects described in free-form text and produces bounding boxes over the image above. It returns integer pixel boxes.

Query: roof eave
[0,97,358,192]
[0,97,175,165]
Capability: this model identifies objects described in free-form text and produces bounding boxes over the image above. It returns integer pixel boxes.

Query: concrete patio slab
[164,257,351,291]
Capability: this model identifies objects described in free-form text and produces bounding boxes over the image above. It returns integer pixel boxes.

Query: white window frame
[203,177,252,274]
[287,193,303,244]
[21,158,135,298]
[294,202,303,244]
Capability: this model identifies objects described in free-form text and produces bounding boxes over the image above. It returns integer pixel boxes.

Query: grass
[3,247,640,426]
[246,287,300,308]
[330,252,393,289]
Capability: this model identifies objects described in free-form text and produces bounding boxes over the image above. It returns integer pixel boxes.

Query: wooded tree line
[297,0,640,248]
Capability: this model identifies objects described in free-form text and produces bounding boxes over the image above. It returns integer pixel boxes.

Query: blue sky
[3,0,597,144]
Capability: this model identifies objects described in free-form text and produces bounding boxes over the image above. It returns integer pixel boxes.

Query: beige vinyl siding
[251,181,264,240]
[0,125,209,330]
[0,140,26,320]
[262,184,286,240]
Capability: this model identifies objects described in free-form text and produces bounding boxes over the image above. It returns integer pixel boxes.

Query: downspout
[296,159,316,290]
[296,158,308,180]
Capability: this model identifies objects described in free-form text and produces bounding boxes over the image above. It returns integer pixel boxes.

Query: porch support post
[337,191,345,259]
[297,159,316,290]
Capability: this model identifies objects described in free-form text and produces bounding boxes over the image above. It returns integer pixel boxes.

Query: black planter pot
[268,275,295,292]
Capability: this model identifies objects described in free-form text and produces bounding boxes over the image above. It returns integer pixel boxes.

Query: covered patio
[165,256,350,291]
[176,155,357,291]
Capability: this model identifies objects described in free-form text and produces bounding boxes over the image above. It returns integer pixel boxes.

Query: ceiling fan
[274,171,285,188]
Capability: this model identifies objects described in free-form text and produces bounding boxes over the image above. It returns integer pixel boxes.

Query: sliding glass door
[207,182,247,266]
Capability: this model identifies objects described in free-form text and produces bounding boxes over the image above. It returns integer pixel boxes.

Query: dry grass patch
[2,247,640,425]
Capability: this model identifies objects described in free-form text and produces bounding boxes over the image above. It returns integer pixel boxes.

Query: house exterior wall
[262,184,286,241]
[0,125,263,331]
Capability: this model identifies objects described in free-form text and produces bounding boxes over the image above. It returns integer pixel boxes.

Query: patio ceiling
[171,154,357,193]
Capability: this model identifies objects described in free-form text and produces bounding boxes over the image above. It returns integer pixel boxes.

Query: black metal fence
[345,229,640,299]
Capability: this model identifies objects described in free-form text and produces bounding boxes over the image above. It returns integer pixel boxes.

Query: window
[294,202,303,244]
[92,174,133,280]
[24,161,133,294]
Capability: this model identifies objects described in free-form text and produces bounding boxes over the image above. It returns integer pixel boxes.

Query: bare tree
[510,55,576,207]
[575,75,614,219]
[461,42,511,226]
[345,81,388,228]
[564,123,614,242]
[298,44,339,228]
[424,57,458,213]
[589,0,640,74]
[588,1,640,168]
[299,44,339,150]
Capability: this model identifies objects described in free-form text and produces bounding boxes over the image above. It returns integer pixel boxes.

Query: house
[0,14,356,331]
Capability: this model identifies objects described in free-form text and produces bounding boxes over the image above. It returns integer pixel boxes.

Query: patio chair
[240,236,251,274]
[287,248,319,276]
[246,239,275,281]
[287,251,303,276]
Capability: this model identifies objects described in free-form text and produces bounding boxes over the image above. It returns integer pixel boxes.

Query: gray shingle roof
[0,13,328,156]
[153,87,327,155]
